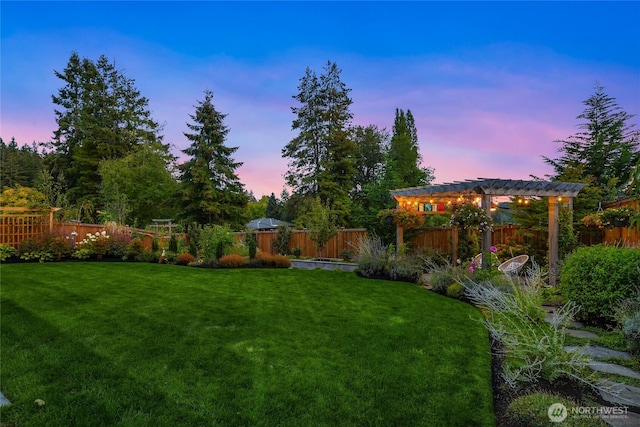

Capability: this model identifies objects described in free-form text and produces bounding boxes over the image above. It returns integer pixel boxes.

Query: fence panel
[0,208,55,248]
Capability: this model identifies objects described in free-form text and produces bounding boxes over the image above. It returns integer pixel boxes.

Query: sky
[2,1,639,198]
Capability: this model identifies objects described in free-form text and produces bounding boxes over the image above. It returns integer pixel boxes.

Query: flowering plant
[449,203,493,232]
[582,207,634,229]
[77,231,110,257]
[378,206,425,229]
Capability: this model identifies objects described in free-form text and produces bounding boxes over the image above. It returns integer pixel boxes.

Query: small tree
[296,198,338,258]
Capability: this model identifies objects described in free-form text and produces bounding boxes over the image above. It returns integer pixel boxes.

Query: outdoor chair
[497,255,529,275]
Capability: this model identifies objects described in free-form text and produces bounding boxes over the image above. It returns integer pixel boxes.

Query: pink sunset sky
[2,2,639,197]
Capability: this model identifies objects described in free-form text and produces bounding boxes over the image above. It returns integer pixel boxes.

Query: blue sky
[2,1,639,197]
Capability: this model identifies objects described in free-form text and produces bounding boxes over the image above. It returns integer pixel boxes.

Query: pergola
[390,178,585,285]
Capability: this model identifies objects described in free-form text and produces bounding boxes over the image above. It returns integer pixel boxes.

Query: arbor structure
[544,83,639,201]
[178,90,248,228]
[282,61,357,223]
[48,52,165,205]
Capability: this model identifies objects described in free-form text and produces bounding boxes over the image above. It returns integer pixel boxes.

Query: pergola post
[481,194,492,269]
[396,224,404,251]
[548,196,560,286]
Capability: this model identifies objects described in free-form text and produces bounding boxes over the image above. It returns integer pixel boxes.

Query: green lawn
[0,263,494,426]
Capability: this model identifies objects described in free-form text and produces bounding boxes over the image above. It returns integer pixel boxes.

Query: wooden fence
[3,215,636,257]
[0,207,56,248]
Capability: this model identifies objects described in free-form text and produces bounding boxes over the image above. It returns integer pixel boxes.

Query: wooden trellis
[0,207,58,248]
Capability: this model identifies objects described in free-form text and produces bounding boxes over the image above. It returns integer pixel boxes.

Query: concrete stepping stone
[0,391,10,406]
[565,345,633,361]
[589,362,640,381]
[601,410,640,427]
[566,329,600,339]
[599,380,640,409]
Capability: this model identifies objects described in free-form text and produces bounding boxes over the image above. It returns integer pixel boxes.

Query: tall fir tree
[543,83,639,201]
[178,90,248,229]
[282,61,357,224]
[49,52,165,206]
[386,108,433,188]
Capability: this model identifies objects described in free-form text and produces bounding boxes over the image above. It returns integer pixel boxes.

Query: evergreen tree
[543,83,639,201]
[386,108,434,188]
[283,61,357,224]
[0,138,44,188]
[178,90,248,229]
[48,52,165,206]
[265,192,281,219]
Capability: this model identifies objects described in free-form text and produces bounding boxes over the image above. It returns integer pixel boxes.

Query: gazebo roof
[390,178,585,201]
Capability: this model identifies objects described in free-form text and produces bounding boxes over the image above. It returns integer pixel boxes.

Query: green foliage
[283,61,357,221]
[466,264,596,389]
[199,224,236,261]
[431,269,457,294]
[127,239,146,260]
[0,244,18,261]
[168,235,178,253]
[543,83,640,201]
[560,245,640,326]
[71,248,92,260]
[0,185,49,208]
[178,90,248,228]
[271,225,291,255]
[622,311,640,354]
[49,52,166,206]
[387,109,433,188]
[446,283,465,299]
[107,233,133,259]
[296,198,338,255]
[244,231,257,259]
[137,251,159,263]
[99,144,179,226]
[0,138,45,189]
[151,238,160,253]
[378,206,425,229]
[505,392,607,427]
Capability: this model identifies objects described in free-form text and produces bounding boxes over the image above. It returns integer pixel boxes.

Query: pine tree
[265,193,281,219]
[544,83,639,201]
[178,90,248,228]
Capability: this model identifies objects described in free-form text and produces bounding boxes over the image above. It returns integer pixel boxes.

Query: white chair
[498,255,529,275]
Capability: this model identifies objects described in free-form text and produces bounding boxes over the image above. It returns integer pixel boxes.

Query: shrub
[71,248,92,260]
[245,232,257,259]
[340,249,354,262]
[622,311,640,354]
[168,235,179,253]
[137,251,159,263]
[504,392,607,427]
[0,244,18,261]
[199,225,236,261]
[46,234,71,260]
[560,245,640,326]
[272,225,291,255]
[356,258,387,279]
[108,233,132,259]
[219,254,247,268]
[387,257,422,283]
[290,247,302,258]
[151,238,159,253]
[272,254,291,268]
[446,283,465,299]
[252,252,275,267]
[176,253,196,266]
[465,271,595,390]
[127,239,146,260]
[431,269,457,294]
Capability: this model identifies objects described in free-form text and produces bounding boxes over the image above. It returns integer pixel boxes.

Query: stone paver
[0,391,10,406]
[601,410,640,427]
[566,328,600,339]
[589,362,640,381]
[599,380,640,409]
[565,345,633,361]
